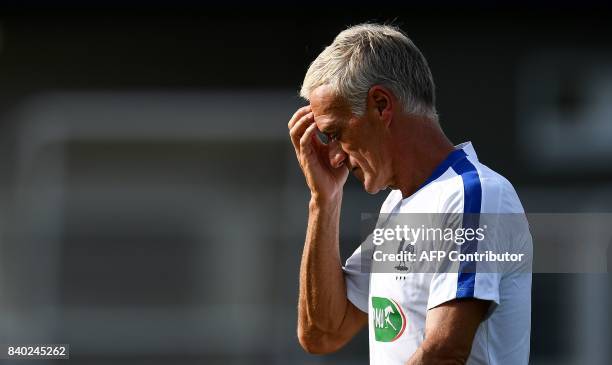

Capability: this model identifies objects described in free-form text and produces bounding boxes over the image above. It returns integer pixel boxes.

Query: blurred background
[0,3,611,364]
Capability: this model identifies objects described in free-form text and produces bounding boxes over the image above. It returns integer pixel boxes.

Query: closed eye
[316,130,330,144]
[317,130,339,145]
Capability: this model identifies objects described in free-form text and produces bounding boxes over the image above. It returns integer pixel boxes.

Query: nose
[328,141,348,169]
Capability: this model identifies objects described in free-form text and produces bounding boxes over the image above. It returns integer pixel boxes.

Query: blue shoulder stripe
[419,149,467,190]
[451,154,482,298]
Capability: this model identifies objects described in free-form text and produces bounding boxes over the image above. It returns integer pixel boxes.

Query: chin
[363,178,383,195]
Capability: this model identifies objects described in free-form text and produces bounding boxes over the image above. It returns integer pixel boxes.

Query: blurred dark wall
[0,6,610,183]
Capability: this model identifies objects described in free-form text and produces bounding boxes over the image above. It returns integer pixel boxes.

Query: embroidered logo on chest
[371,296,406,342]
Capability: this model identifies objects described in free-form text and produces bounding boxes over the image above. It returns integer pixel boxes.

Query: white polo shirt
[343,142,532,365]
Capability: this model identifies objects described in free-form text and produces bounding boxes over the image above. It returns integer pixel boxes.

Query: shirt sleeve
[427,208,505,314]
[429,214,530,314]
[427,272,501,312]
[428,216,531,317]
[343,244,370,313]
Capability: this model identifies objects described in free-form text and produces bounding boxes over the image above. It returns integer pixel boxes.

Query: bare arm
[298,196,367,354]
[406,299,490,365]
[288,106,367,354]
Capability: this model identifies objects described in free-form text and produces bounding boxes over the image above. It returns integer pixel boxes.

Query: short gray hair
[300,23,437,119]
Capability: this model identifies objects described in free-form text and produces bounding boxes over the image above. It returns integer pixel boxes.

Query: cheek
[342,136,378,171]
[345,148,369,168]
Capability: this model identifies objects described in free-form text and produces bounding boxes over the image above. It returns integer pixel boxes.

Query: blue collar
[418,148,467,190]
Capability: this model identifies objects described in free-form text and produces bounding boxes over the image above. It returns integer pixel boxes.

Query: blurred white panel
[14,90,301,141]
[517,50,612,172]
[12,90,302,182]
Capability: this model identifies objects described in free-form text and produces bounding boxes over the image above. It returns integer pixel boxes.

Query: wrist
[310,191,342,209]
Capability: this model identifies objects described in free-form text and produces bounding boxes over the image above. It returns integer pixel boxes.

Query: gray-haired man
[288,23,531,364]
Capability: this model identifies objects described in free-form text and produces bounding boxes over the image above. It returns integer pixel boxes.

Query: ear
[368,86,394,128]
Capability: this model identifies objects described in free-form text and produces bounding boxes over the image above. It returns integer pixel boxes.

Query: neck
[391,116,454,198]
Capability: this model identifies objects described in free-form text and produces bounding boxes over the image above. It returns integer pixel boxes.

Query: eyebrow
[317,119,339,134]
[315,114,343,135]
[319,125,335,134]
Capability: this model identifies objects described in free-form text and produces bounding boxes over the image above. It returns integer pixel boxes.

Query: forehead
[309,85,351,128]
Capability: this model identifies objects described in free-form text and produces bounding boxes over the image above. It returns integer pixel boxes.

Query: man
[288,24,531,364]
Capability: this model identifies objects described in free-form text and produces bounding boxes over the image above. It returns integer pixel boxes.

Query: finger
[299,122,319,157]
[288,105,312,129]
[289,111,314,142]
[289,112,314,154]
